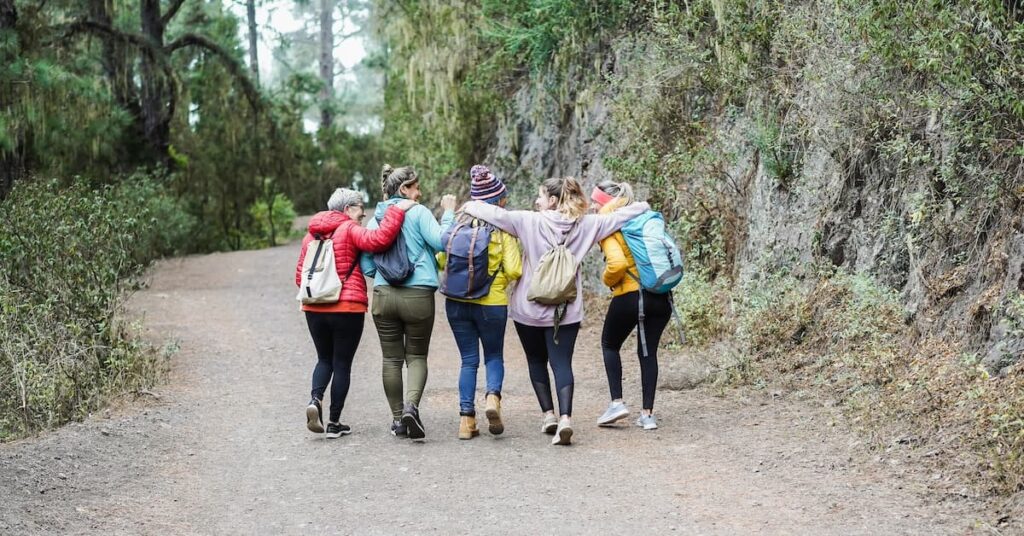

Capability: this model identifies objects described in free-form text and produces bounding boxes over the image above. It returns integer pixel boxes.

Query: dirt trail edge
[1,241,986,535]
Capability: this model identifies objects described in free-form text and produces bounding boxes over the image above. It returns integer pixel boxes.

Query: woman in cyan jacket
[296,188,414,438]
[362,165,457,441]
[438,165,522,440]
[591,181,672,431]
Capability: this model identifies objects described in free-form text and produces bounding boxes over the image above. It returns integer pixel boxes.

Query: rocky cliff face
[481,31,1024,375]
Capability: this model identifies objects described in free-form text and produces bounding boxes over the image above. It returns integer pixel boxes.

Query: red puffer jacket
[295,206,405,307]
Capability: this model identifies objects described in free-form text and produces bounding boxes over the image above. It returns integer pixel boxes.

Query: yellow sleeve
[500,231,523,281]
[601,233,628,288]
[436,251,447,269]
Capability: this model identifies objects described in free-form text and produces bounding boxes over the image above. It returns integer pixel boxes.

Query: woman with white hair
[295,188,415,438]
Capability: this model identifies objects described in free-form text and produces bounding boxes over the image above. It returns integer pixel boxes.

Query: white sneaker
[552,419,573,445]
[636,414,658,430]
[597,401,629,426]
[541,413,558,434]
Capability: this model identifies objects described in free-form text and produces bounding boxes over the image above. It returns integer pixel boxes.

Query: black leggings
[514,322,580,417]
[306,312,364,422]
[601,291,671,411]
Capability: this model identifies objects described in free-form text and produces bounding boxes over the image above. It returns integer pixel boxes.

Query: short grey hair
[327,188,363,212]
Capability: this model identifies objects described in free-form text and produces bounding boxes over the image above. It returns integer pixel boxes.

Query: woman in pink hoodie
[462,177,648,445]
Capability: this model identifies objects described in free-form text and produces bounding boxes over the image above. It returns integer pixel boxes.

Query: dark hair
[381,164,418,198]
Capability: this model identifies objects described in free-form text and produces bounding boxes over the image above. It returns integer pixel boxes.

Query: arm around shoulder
[351,206,406,253]
[463,201,526,237]
[589,201,651,240]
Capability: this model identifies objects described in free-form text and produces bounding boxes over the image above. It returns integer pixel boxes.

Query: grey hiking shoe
[401,402,425,440]
[636,414,658,430]
[597,401,629,426]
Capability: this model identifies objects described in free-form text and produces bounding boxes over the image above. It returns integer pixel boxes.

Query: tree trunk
[319,0,334,131]
[140,0,170,165]
[1,0,20,198]
[246,0,259,85]
[88,0,145,167]
[0,0,14,31]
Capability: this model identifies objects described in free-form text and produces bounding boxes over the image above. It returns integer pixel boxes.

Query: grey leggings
[371,286,436,419]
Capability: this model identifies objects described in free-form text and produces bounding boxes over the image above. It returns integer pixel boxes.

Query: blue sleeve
[360,251,376,278]
[414,204,455,252]
[361,217,379,277]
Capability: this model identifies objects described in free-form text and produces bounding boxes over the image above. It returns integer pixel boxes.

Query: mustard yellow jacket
[599,201,640,296]
[437,224,523,306]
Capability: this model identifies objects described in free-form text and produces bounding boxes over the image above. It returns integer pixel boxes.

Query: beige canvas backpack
[526,221,579,305]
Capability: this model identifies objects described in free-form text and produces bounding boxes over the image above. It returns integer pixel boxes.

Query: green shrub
[246,192,298,248]
[674,271,727,347]
[0,176,187,439]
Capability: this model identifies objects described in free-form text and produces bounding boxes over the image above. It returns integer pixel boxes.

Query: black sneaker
[306,399,324,433]
[401,402,426,440]
[390,420,408,438]
[325,422,351,439]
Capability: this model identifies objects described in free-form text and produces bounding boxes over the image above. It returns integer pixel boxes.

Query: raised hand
[440,194,457,212]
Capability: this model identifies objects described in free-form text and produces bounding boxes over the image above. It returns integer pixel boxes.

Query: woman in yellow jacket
[439,166,523,439]
[591,181,672,430]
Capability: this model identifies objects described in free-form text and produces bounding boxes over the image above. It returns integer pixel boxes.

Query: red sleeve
[349,206,406,252]
[295,234,313,286]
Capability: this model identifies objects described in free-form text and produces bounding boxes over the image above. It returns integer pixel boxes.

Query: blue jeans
[445,300,507,415]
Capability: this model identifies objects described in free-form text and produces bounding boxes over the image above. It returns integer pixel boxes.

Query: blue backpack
[620,210,683,294]
[373,215,414,285]
[440,219,497,300]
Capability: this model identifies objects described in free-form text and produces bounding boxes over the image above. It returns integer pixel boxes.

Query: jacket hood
[527,210,581,244]
[373,197,403,219]
[307,210,349,237]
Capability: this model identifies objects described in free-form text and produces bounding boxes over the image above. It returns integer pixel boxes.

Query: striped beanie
[470,165,507,204]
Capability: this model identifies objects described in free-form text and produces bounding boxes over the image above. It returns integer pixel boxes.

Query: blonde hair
[381,164,418,198]
[541,176,587,220]
[596,180,635,204]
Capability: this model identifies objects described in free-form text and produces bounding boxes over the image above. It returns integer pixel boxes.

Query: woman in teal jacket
[362,164,456,440]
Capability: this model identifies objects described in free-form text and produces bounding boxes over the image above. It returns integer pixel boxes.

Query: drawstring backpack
[297,229,357,304]
[526,220,579,342]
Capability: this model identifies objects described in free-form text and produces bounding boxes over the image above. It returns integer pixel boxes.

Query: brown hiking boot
[458,415,479,440]
[485,393,504,435]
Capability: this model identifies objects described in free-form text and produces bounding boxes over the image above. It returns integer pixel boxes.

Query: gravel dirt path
[0,240,991,534]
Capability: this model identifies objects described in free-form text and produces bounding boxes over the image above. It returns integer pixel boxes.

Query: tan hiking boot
[458,415,480,440]
[485,394,504,435]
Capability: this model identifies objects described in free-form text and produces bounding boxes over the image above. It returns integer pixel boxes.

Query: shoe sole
[401,414,425,440]
[485,407,504,435]
[597,409,630,426]
[306,405,324,434]
[458,431,480,440]
[325,429,351,439]
[552,426,573,445]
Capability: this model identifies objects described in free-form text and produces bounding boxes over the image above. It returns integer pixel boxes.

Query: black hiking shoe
[306,399,324,434]
[401,402,426,440]
[390,420,408,438]
[325,422,351,439]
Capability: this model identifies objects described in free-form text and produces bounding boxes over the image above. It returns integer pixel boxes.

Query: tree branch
[161,0,188,26]
[166,33,262,110]
[55,20,163,60]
